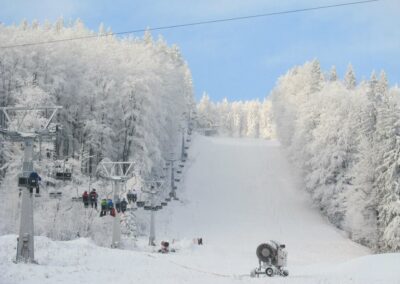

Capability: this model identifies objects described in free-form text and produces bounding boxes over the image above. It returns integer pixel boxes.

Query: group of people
[82,189,98,209]
[82,189,132,217]
[126,190,137,204]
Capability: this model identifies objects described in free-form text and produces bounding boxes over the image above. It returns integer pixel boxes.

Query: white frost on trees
[271,60,400,252]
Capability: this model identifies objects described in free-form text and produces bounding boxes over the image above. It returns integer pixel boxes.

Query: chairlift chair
[144,205,152,211]
[49,192,62,198]
[18,177,29,187]
[161,202,167,206]
[165,198,171,202]
[55,172,72,180]
[156,205,162,210]
[175,178,180,182]
[176,170,182,174]
[179,164,184,168]
[136,201,145,207]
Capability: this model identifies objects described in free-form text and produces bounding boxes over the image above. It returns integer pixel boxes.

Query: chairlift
[46,180,56,187]
[173,186,178,190]
[181,159,186,163]
[184,146,189,150]
[176,170,182,174]
[144,205,152,211]
[18,177,29,187]
[186,139,191,143]
[137,201,145,207]
[49,192,62,198]
[179,164,184,168]
[161,202,167,206]
[53,160,72,181]
[55,172,72,180]
[175,178,180,182]
[155,205,162,210]
[165,198,171,202]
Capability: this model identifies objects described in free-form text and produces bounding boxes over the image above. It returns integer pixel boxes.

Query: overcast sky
[1,0,399,101]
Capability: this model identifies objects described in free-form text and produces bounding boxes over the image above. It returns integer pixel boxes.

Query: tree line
[272,60,400,252]
[0,19,194,182]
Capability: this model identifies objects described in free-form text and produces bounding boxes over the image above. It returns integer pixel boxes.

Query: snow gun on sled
[250,240,289,278]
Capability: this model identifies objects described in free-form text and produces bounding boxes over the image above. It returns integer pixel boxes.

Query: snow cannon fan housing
[252,241,288,277]
[256,242,287,267]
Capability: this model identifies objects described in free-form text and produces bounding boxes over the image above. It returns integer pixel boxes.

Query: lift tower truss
[99,161,135,248]
[0,106,62,263]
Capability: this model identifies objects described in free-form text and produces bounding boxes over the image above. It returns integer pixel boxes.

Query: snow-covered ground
[1,135,399,284]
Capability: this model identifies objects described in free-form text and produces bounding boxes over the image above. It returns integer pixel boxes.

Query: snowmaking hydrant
[250,240,289,277]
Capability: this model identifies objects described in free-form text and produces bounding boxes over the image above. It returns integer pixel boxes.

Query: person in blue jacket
[28,172,41,194]
[107,199,114,213]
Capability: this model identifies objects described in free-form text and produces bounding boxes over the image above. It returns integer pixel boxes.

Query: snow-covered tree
[344,64,357,90]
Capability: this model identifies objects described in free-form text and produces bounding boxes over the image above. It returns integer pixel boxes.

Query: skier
[110,206,116,217]
[100,199,107,217]
[127,190,137,203]
[115,197,121,213]
[127,190,133,204]
[107,199,114,214]
[28,171,41,194]
[89,189,98,209]
[120,198,128,213]
[82,191,89,208]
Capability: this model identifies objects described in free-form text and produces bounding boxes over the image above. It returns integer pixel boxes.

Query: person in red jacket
[82,191,89,208]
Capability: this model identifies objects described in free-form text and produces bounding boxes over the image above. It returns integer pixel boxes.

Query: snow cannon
[250,241,288,278]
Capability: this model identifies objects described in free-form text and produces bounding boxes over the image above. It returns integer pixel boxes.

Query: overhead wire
[0,0,379,49]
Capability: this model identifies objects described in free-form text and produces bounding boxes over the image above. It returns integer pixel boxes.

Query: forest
[272,60,400,252]
[0,19,195,182]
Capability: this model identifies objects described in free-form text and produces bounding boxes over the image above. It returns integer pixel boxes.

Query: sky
[0,0,399,102]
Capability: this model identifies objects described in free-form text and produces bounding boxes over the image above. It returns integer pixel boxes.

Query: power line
[0,0,379,49]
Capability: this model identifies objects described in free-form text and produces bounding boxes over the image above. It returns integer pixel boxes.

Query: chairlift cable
[0,0,379,49]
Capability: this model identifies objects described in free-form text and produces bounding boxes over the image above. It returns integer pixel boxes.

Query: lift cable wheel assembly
[250,240,289,278]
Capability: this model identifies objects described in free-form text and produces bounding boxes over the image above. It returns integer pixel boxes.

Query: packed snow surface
[1,136,399,284]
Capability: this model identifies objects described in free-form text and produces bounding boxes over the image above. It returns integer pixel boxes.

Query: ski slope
[1,135,399,284]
